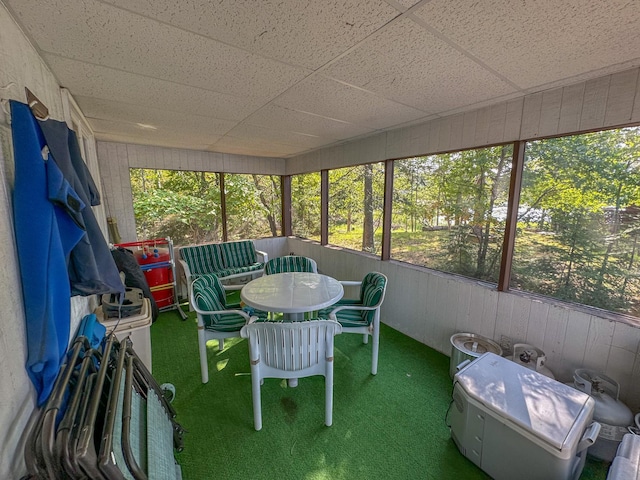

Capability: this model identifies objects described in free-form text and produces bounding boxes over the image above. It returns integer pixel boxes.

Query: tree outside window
[513,127,640,316]
[291,172,321,241]
[130,168,222,246]
[224,173,281,240]
[328,163,384,255]
[391,146,512,283]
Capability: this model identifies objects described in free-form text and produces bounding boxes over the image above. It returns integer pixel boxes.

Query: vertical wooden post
[381,159,394,260]
[321,170,329,245]
[498,141,525,291]
[281,175,292,237]
[220,173,228,242]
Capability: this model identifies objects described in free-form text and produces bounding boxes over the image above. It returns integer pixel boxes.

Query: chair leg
[198,328,209,384]
[362,333,368,344]
[251,368,263,431]
[219,338,225,351]
[325,361,334,427]
[371,322,380,376]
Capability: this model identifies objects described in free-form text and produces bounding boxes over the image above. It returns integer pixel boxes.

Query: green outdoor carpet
[151,309,610,480]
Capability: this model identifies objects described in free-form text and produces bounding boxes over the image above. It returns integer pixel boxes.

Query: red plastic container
[135,248,174,308]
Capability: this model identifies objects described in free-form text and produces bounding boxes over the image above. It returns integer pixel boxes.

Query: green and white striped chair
[190,273,266,383]
[264,256,318,319]
[318,272,387,375]
[264,255,318,275]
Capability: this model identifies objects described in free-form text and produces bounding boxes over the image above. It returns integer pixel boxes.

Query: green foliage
[391,145,512,282]
[130,169,280,246]
[513,127,640,316]
[327,164,385,254]
[225,174,281,240]
[291,172,321,240]
[131,169,222,245]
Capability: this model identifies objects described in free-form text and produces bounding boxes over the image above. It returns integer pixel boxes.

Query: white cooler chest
[94,297,153,373]
[449,352,600,480]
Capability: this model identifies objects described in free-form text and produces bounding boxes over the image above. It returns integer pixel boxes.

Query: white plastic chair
[319,272,387,375]
[264,255,318,275]
[240,319,342,431]
[190,274,266,383]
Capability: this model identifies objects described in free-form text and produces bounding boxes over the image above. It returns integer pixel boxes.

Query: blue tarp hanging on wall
[38,118,124,297]
[11,100,86,405]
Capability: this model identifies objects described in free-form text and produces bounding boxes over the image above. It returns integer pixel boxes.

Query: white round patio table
[240,272,344,321]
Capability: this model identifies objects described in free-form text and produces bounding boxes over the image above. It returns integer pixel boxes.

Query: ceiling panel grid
[4,0,640,159]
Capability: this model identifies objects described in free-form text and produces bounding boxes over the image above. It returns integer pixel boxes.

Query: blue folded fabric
[76,313,106,350]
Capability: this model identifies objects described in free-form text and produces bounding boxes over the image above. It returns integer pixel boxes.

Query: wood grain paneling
[604,69,638,126]
[580,76,610,130]
[487,102,507,143]
[541,304,570,373]
[520,92,543,139]
[462,110,478,148]
[581,316,614,371]
[558,82,585,133]
[538,87,563,137]
[504,98,524,141]
[474,106,491,145]
[448,113,465,150]
[525,300,550,348]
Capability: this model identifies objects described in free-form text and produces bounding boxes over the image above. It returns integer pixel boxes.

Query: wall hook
[25,87,49,121]
[0,82,18,124]
[0,81,17,93]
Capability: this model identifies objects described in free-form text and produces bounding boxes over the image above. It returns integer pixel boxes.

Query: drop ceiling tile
[243,104,376,140]
[412,0,640,89]
[44,55,264,121]
[90,118,222,149]
[7,0,310,98]
[7,0,639,158]
[224,123,334,149]
[392,0,423,10]
[102,0,400,69]
[96,132,211,152]
[323,17,516,114]
[273,75,429,130]
[210,137,304,158]
[78,97,237,137]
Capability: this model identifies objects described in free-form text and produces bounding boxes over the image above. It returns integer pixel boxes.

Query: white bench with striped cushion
[178,240,267,287]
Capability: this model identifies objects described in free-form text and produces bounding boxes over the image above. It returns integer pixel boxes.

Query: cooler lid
[454,352,592,450]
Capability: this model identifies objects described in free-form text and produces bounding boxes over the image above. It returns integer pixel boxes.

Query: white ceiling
[5,0,640,158]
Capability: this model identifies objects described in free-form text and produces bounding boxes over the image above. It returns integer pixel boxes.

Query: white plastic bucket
[449,333,502,379]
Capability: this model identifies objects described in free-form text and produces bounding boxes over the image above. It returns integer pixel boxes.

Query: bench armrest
[256,249,268,263]
[178,258,193,285]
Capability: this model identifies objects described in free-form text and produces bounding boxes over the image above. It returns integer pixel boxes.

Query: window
[224,174,281,240]
[391,146,513,282]
[328,163,385,254]
[130,169,222,246]
[291,172,321,241]
[512,127,640,316]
